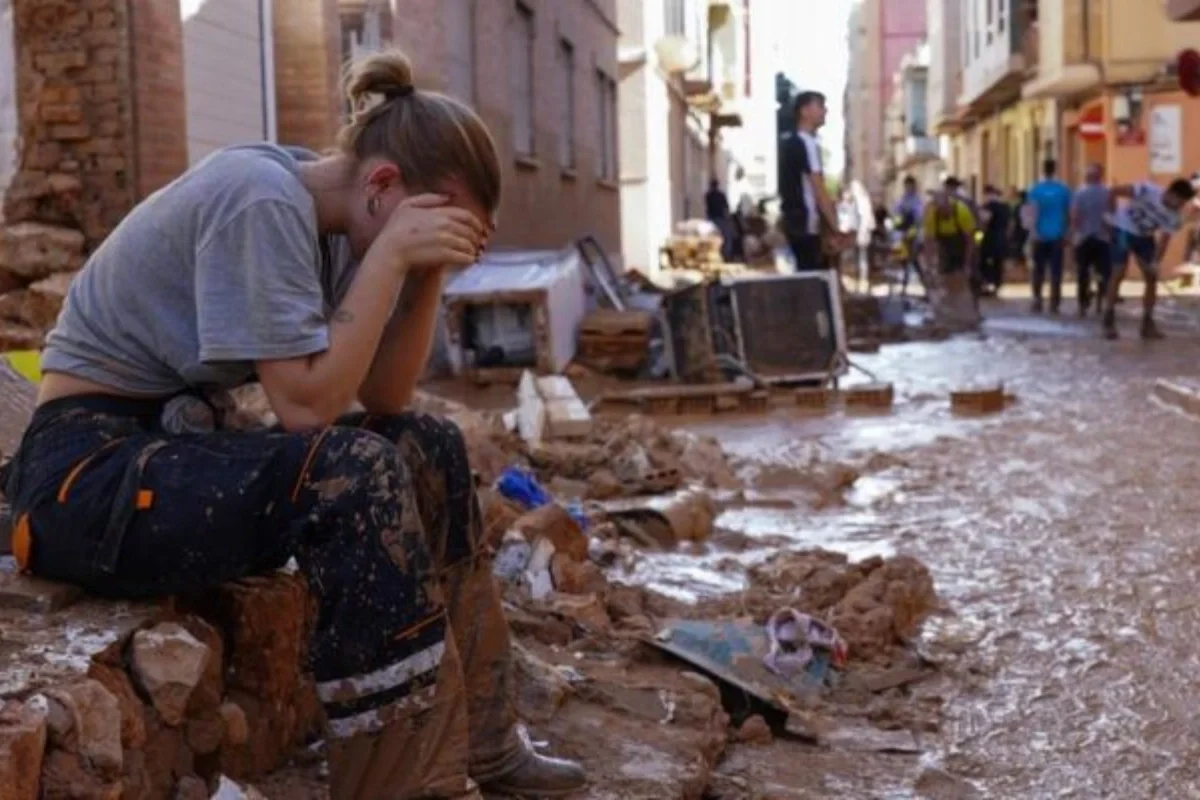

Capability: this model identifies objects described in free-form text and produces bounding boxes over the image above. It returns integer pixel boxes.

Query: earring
[367,195,379,216]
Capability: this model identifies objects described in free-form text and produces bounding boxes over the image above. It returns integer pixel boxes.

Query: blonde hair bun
[344,51,415,111]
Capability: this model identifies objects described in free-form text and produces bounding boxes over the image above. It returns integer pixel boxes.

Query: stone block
[195,573,311,708]
[0,568,84,613]
[131,623,212,727]
[22,272,73,330]
[0,323,44,351]
[0,699,47,800]
[41,679,123,777]
[49,123,91,141]
[0,222,85,280]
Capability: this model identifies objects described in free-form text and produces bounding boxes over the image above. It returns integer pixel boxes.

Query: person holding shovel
[2,49,585,800]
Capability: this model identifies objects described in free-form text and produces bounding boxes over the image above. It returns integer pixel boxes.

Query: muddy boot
[443,560,587,797]
[1141,316,1165,340]
[1030,297,1043,313]
[327,635,474,800]
[478,731,588,798]
[1102,308,1119,340]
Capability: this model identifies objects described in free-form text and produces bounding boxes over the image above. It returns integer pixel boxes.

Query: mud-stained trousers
[3,396,522,799]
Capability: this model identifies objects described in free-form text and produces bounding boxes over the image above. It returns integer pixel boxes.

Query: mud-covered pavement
[627,298,1200,797]
[128,298,1200,799]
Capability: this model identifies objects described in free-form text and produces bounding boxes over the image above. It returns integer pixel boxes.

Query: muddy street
[615,299,1200,797]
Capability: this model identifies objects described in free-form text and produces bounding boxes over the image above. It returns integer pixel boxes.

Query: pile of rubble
[663,220,726,273]
[0,571,319,799]
[0,378,949,798]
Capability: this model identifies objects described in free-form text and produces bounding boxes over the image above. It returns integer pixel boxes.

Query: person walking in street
[2,49,586,800]
[1027,159,1073,313]
[705,178,734,262]
[922,184,979,330]
[1070,163,1113,316]
[1101,177,1198,340]
[892,175,925,293]
[779,90,847,270]
[730,167,755,262]
[979,185,1011,295]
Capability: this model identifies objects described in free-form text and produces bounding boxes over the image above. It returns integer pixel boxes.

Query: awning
[1165,0,1200,21]
[1022,64,1103,99]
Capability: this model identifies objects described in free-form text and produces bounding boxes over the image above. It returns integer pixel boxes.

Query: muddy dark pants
[4,395,520,799]
[1074,236,1112,312]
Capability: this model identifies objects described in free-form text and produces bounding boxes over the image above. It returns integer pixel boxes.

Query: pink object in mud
[763,608,849,680]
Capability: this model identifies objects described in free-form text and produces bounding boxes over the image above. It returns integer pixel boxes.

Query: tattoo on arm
[331,309,355,324]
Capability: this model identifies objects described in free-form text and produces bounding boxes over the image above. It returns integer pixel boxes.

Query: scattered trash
[647,617,842,717]
[762,608,849,679]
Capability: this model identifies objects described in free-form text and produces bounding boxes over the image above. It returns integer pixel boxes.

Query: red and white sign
[1077,106,1105,141]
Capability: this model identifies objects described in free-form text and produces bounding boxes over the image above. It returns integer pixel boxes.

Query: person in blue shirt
[1027,159,1073,313]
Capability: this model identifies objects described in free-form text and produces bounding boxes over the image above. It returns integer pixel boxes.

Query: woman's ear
[363,161,403,198]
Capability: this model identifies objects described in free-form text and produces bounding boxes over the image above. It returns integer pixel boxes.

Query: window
[510,2,535,156]
[595,69,617,181]
[559,39,576,169]
[665,0,686,37]
[986,0,994,44]
[445,0,476,104]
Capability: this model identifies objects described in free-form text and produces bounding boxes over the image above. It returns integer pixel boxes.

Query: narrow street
[622,297,1200,797]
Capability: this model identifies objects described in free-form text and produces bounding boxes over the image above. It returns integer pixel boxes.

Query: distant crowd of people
[856,159,1199,339]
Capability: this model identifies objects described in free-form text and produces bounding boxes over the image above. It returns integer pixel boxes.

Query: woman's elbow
[271,392,353,432]
[274,407,329,433]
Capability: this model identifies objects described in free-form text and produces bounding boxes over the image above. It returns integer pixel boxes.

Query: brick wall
[273,0,342,152]
[372,0,624,256]
[0,0,188,349]
[128,0,188,198]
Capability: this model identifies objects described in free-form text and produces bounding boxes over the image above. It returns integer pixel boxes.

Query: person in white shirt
[1101,177,1197,340]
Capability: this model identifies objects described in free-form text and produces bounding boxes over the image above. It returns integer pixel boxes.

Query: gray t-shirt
[42,144,358,395]
[1071,183,1112,244]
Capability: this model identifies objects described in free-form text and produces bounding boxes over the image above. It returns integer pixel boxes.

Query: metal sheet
[647,618,837,713]
[444,247,581,298]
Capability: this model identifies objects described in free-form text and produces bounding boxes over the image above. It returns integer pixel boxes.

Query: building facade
[884,43,941,201]
[926,0,962,182]
[352,0,622,258]
[617,0,746,273]
[844,0,927,200]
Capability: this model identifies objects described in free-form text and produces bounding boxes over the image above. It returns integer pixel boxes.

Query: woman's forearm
[358,269,447,413]
[258,250,406,430]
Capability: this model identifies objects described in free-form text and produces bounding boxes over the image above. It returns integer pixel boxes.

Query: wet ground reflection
[630,301,1200,795]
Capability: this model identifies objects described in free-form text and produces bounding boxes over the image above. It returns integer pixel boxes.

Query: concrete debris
[41,679,123,775]
[512,503,589,561]
[515,371,594,447]
[210,775,268,799]
[733,714,773,746]
[0,699,47,800]
[0,221,85,280]
[131,623,212,727]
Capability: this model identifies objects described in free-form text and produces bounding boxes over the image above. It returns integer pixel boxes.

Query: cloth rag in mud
[496,466,587,528]
[763,608,849,678]
[648,617,843,715]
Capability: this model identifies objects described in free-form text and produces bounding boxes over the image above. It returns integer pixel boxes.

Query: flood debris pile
[730,549,938,665]
[0,569,321,799]
[481,453,945,798]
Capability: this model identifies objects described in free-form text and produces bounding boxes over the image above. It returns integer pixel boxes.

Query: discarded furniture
[662,272,849,386]
[441,247,588,383]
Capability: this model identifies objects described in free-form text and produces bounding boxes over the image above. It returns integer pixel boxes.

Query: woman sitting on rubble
[2,49,586,800]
